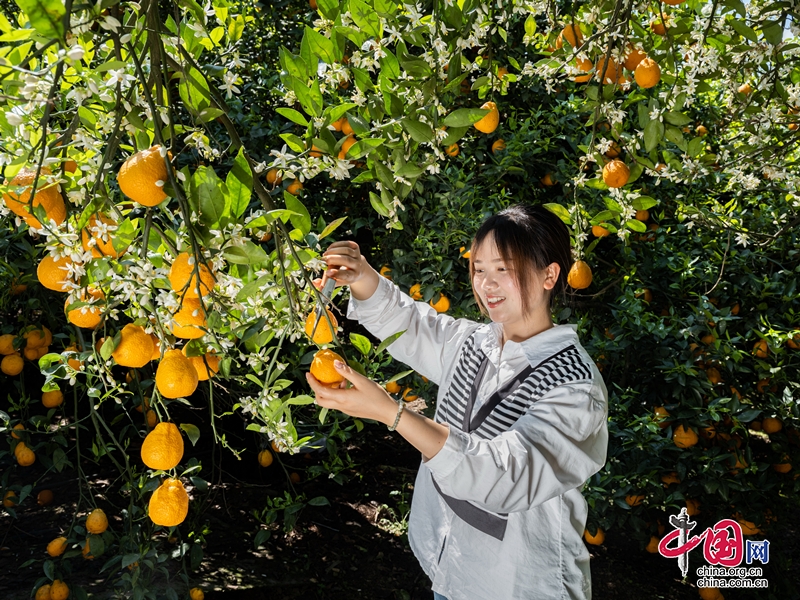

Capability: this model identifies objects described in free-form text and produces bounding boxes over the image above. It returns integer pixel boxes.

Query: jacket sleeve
[346,275,477,385]
[423,380,608,513]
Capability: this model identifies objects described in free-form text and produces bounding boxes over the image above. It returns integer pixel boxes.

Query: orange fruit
[706,367,723,385]
[3,490,16,507]
[266,168,282,185]
[149,477,190,526]
[602,159,630,188]
[572,57,593,83]
[150,334,162,361]
[182,347,220,381]
[37,254,74,291]
[733,513,761,535]
[661,472,681,486]
[50,580,70,600]
[15,443,35,466]
[112,323,156,368]
[698,589,723,600]
[752,339,769,358]
[595,55,622,84]
[338,135,357,160]
[86,508,109,534]
[258,449,273,467]
[65,287,104,329]
[686,498,701,516]
[583,527,605,545]
[673,425,698,448]
[696,125,708,136]
[42,390,63,408]
[1,353,24,376]
[2,167,66,229]
[625,494,644,506]
[47,536,68,557]
[429,294,450,313]
[555,23,583,49]
[491,139,506,153]
[445,143,459,157]
[756,378,770,393]
[310,348,346,388]
[286,179,303,195]
[773,459,791,473]
[645,536,659,553]
[81,213,124,258]
[141,422,184,470]
[762,417,783,434]
[305,309,338,345]
[786,329,800,349]
[309,144,323,158]
[169,252,215,298]
[624,46,646,71]
[171,298,207,339]
[146,409,158,428]
[155,349,199,399]
[635,210,650,222]
[37,489,54,506]
[190,589,205,600]
[23,326,52,349]
[11,423,24,439]
[379,265,392,280]
[35,585,51,600]
[634,57,661,88]
[567,260,593,290]
[654,407,671,429]
[385,380,401,394]
[290,472,301,484]
[117,145,172,207]
[474,101,499,134]
[341,118,354,136]
[650,14,669,36]
[459,246,471,259]
[738,83,752,95]
[409,283,423,300]
[82,537,96,559]
[0,333,15,355]
[402,387,418,402]
[592,224,611,237]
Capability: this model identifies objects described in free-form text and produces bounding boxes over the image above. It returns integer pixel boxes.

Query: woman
[306,204,608,599]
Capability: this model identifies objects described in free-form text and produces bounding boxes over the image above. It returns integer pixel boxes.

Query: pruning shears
[311,275,336,339]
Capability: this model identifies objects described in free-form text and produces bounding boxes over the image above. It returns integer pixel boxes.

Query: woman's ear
[542,262,560,291]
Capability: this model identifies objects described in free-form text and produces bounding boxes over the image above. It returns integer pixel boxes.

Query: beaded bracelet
[388,399,405,431]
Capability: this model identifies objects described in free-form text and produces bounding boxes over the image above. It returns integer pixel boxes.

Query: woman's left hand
[305,359,397,424]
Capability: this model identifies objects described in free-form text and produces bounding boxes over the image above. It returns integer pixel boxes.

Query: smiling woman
[310,204,608,600]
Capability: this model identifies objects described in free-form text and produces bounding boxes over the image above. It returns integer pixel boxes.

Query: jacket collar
[479,322,580,369]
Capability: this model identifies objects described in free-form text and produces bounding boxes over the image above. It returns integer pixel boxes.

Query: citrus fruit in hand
[112,324,156,368]
[141,422,185,470]
[149,478,190,527]
[305,309,338,344]
[156,349,199,398]
[117,145,172,207]
[310,348,346,388]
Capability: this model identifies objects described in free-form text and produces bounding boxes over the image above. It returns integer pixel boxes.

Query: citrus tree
[1,0,798,598]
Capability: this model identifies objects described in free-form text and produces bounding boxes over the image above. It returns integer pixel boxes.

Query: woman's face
[472,233,556,341]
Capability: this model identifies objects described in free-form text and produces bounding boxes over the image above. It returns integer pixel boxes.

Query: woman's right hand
[321,240,380,300]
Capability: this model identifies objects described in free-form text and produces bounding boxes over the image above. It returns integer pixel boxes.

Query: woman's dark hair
[469,203,572,318]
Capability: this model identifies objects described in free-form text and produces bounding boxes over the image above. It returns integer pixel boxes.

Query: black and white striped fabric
[437,329,594,439]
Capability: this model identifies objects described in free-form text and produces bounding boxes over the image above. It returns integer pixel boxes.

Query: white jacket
[347,276,609,600]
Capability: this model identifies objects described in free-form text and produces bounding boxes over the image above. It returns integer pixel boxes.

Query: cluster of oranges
[0,326,53,376]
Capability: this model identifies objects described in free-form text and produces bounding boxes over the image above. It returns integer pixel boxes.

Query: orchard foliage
[0,0,798,597]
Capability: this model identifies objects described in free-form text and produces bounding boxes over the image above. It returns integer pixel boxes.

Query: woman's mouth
[487,296,505,308]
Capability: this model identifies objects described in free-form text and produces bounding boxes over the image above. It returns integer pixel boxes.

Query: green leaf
[14,0,65,41]
[223,241,269,265]
[180,423,201,446]
[625,219,647,233]
[279,133,306,153]
[442,107,489,128]
[276,108,309,127]
[402,118,434,143]
[664,126,685,148]
[375,329,405,355]
[663,111,691,127]
[303,25,336,64]
[198,107,225,123]
[284,191,312,235]
[644,120,664,153]
[279,47,309,80]
[349,332,372,356]
[193,166,227,228]
[317,0,340,19]
[122,554,140,569]
[226,147,252,219]
[345,138,384,160]
[524,14,536,37]
[688,137,704,157]
[730,19,758,42]
[319,216,346,240]
[761,20,783,45]
[350,0,381,38]
[441,126,468,146]
[178,67,212,114]
[543,203,572,225]
[308,496,330,506]
[632,196,658,211]
[369,191,390,217]
[291,76,323,117]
